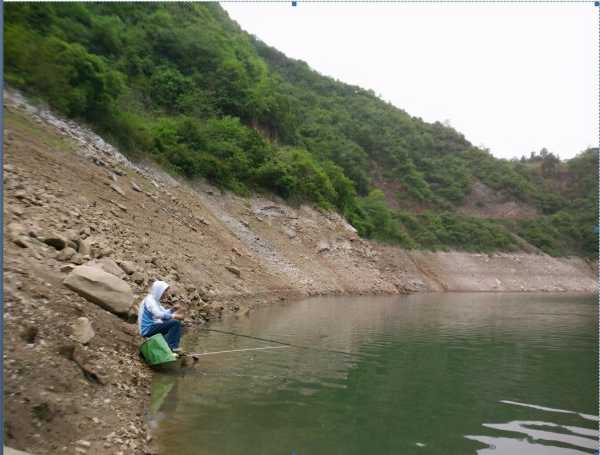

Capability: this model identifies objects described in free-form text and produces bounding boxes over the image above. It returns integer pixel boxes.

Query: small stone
[78,239,91,256]
[131,182,142,192]
[57,247,77,262]
[225,266,241,277]
[76,440,92,448]
[13,235,30,248]
[71,254,84,265]
[317,240,331,253]
[71,317,95,344]
[131,271,145,285]
[114,202,127,212]
[15,189,29,200]
[60,264,76,274]
[12,206,25,218]
[110,184,125,197]
[118,261,137,275]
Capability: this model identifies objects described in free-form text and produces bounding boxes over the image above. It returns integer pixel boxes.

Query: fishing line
[188,345,287,357]
[198,327,367,358]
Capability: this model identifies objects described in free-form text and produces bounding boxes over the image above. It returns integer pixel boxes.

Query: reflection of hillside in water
[164,292,596,406]
[151,293,597,455]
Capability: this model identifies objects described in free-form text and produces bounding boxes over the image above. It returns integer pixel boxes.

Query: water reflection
[150,293,597,455]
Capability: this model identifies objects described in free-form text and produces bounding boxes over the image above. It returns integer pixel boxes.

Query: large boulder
[63,266,134,317]
[88,257,126,279]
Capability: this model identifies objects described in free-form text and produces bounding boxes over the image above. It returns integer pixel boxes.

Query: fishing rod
[187,345,288,357]
[198,327,366,358]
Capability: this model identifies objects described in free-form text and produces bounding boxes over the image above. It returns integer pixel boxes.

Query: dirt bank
[3,89,596,454]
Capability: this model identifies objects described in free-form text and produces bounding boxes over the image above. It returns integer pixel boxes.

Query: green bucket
[140,334,177,366]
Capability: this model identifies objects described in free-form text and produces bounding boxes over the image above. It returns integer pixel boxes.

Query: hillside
[3,82,597,455]
[4,2,597,257]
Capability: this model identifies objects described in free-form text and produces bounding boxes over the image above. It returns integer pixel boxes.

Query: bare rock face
[71,317,95,344]
[63,266,134,317]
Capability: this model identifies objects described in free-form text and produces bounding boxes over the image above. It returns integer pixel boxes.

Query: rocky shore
[3,89,596,454]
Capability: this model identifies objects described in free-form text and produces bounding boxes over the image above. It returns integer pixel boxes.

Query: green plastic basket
[140,334,177,366]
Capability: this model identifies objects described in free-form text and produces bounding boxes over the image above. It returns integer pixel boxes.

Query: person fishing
[138,280,184,352]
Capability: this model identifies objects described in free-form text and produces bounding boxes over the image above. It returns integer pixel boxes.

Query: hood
[150,280,170,302]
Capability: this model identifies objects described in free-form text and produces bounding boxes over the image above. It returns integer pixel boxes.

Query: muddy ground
[3,89,596,454]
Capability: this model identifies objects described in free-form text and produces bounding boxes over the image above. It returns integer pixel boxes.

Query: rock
[231,247,242,257]
[131,182,142,192]
[89,258,126,279]
[79,226,92,237]
[7,222,26,243]
[283,227,296,239]
[12,235,31,249]
[118,261,137,275]
[60,264,76,274]
[317,240,331,253]
[12,206,24,218]
[14,189,30,201]
[78,239,91,256]
[110,184,125,197]
[43,233,67,250]
[63,266,134,317]
[131,271,145,285]
[71,318,95,345]
[92,157,106,167]
[71,254,85,265]
[114,202,127,212]
[57,247,77,262]
[225,266,241,277]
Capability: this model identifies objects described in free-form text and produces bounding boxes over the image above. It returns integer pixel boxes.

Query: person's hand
[173,311,185,321]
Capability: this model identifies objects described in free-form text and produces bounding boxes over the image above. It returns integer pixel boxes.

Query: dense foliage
[4,3,597,256]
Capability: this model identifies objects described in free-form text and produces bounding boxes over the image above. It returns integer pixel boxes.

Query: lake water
[149,293,598,454]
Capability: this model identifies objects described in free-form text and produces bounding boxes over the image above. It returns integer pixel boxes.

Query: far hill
[4,3,597,257]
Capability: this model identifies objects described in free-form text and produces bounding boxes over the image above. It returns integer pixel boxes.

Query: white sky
[221,4,598,160]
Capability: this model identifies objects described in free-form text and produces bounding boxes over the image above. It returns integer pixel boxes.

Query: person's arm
[146,298,173,321]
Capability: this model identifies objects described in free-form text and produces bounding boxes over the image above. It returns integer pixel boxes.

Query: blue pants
[144,319,182,350]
